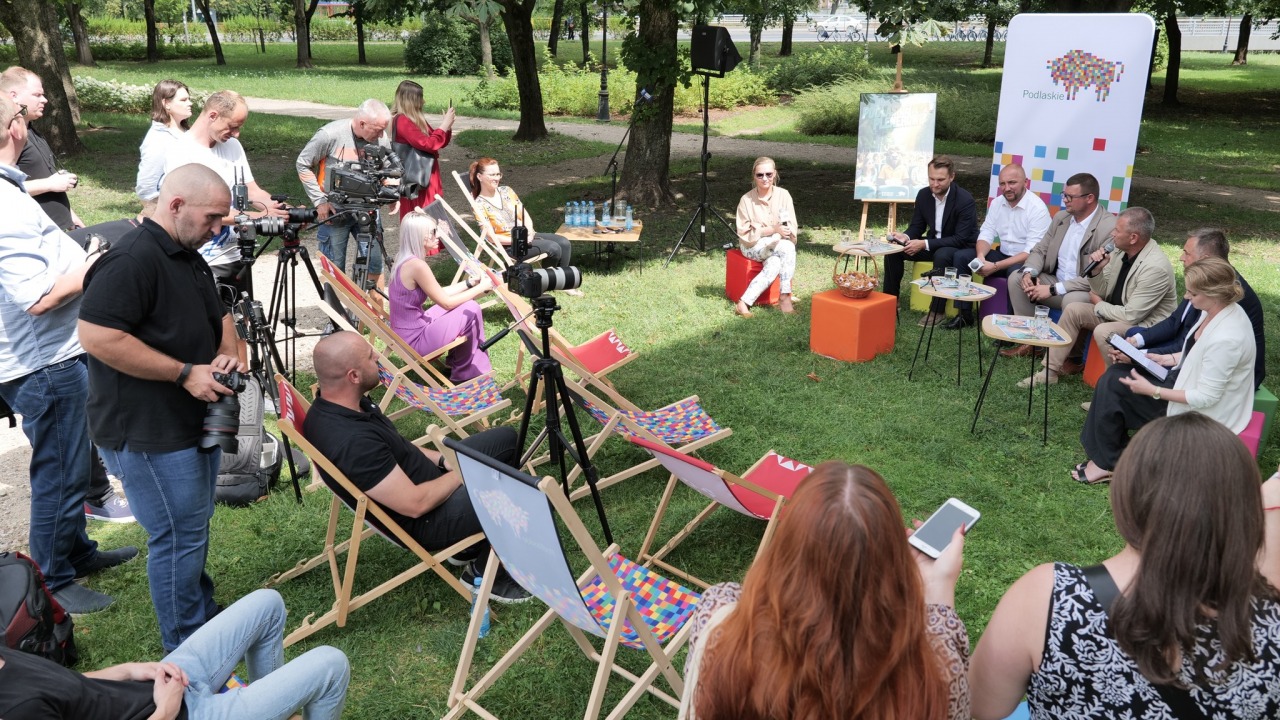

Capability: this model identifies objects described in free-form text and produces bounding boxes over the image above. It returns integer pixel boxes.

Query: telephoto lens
[199,372,248,453]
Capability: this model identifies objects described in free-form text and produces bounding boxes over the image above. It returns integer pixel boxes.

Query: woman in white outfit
[135,80,193,210]
[733,156,797,317]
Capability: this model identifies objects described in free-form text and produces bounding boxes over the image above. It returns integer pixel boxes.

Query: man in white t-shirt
[950,164,1051,328]
[162,90,287,278]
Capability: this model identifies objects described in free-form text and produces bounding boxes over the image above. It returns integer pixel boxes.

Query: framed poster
[854,93,937,200]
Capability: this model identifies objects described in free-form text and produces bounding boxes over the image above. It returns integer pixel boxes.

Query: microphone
[637,88,654,103]
[1082,240,1117,278]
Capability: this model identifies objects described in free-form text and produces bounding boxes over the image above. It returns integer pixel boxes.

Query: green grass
[452,129,616,166]
[64,110,1280,717]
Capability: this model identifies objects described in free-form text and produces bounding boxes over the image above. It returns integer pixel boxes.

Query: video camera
[501,215,582,299]
[326,145,405,208]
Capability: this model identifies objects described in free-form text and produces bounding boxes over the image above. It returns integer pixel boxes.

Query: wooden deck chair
[316,252,461,388]
[267,374,482,646]
[373,350,510,443]
[439,435,700,720]
[539,375,732,501]
[626,436,814,589]
[449,170,520,270]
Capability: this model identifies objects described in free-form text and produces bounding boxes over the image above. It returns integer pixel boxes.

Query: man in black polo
[0,67,82,231]
[303,331,531,603]
[78,164,243,652]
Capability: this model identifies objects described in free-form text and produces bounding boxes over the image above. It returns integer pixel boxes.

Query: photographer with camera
[78,164,244,652]
[297,99,393,291]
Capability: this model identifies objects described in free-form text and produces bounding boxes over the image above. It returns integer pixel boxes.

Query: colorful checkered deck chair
[539,376,732,502]
[627,436,814,589]
[316,253,464,389]
[373,351,509,442]
[267,375,481,646]
[439,435,700,720]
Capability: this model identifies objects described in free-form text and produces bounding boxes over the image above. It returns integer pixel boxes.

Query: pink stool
[978,276,1010,321]
[725,249,780,306]
[1240,411,1265,458]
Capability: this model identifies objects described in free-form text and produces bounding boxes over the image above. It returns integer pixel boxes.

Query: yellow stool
[907,262,959,317]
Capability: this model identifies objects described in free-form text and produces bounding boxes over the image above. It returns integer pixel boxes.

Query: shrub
[677,66,773,110]
[87,41,215,61]
[404,13,512,76]
[766,44,873,94]
[74,76,209,115]
[793,72,997,144]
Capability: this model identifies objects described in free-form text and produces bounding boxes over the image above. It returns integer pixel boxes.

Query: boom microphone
[1082,240,1117,278]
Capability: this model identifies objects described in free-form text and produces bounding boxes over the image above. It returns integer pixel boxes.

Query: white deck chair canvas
[626,435,814,589]
[438,435,701,720]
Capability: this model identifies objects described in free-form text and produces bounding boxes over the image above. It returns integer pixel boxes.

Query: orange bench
[810,289,896,362]
[725,249,780,306]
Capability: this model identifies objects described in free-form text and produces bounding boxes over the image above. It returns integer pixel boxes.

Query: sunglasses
[755,171,775,179]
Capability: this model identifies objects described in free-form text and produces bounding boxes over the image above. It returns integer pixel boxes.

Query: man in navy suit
[882,155,978,326]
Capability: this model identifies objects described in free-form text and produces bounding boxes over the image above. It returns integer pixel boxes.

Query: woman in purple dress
[388,209,494,383]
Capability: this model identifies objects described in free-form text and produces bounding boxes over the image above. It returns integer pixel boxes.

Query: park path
[247,96,1280,213]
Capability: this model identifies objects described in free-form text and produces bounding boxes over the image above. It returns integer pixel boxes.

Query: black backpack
[0,551,78,667]
[215,375,286,506]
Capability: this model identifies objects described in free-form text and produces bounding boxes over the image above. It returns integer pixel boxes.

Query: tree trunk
[1162,11,1180,106]
[67,1,96,66]
[497,0,548,140]
[748,21,762,67]
[143,0,159,61]
[780,14,793,56]
[828,1,837,14]
[479,20,494,78]
[193,0,226,64]
[982,15,997,67]
[0,0,84,154]
[294,0,313,68]
[354,0,366,65]
[1232,12,1251,65]
[549,0,564,56]
[619,0,676,207]
[579,3,590,64]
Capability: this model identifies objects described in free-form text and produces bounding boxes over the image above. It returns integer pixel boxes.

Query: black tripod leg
[667,205,705,267]
[548,367,612,546]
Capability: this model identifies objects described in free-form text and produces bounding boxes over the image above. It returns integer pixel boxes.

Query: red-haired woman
[680,462,971,720]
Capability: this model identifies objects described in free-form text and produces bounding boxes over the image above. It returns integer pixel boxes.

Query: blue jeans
[165,589,349,720]
[100,443,221,651]
[318,213,383,276]
[0,356,97,591]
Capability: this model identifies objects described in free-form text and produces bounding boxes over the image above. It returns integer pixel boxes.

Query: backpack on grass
[0,551,78,667]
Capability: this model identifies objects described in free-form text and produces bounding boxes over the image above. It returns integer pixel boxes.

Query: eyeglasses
[755,172,775,179]
[483,172,503,178]
[7,104,26,127]
[1060,192,1091,202]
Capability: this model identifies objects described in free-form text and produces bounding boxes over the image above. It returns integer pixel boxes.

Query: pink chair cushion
[1240,411,1265,458]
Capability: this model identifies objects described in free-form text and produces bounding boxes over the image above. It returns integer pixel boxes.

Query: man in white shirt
[950,164,1050,328]
[162,90,287,282]
[1003,173,1115,358]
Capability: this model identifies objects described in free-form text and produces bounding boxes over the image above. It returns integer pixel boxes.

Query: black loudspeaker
[690,25,740,76]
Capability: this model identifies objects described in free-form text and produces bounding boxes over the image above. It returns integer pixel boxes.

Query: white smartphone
[908,498,980,559]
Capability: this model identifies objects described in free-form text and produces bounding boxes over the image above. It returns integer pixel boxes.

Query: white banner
[990,13,1155,214]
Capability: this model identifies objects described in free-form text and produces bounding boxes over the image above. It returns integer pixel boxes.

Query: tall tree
[143,0,160,61]
[1161,8,1181,104]
[66,0,96,66]
[618,0,679,205]
[495,0,548,139]
[861,0,953,91]
[192,0,227,64]
[445,0,504,78]
[292,0,320,68]
[579,1,591,63]
[549,0,565,55]
[0,0,85,154]
[1232,11,1252,63]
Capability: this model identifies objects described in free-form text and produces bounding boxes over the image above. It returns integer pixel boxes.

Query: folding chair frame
[268,375,481,646]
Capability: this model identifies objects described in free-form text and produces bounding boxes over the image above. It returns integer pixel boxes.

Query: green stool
[1254,384,1276,450]
[908,261,959,317]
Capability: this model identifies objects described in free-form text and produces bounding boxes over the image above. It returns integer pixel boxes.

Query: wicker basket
[833,251,878,299]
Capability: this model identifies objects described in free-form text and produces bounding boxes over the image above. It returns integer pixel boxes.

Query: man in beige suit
[1004,173,1115,358]
[1018,206,1177,388]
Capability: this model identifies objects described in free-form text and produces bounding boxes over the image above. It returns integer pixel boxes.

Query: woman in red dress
[392,80,455,232]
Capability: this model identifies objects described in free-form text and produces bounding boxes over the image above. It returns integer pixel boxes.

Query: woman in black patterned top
[971,412,1280,720]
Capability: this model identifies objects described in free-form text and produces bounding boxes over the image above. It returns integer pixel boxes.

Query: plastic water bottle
[471,576,490,638]
[601,200,611,226]
[574,201,584,227]
[564,201,572,227]
[587,201,596,227]
[624,204,634,231]
[567,201,578,227]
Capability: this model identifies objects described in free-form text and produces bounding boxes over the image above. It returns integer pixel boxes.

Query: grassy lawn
[63,112,1280,717]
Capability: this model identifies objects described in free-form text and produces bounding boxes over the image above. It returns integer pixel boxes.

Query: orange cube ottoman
[810,289,897,362]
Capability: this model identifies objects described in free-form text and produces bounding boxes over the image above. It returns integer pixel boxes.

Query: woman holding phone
[733,157,798,317]
[970,413,1280,719]
[392,80,454,223]
[679,462,970,720]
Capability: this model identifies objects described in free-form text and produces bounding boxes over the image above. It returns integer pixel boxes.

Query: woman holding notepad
[1073,257,1256,484]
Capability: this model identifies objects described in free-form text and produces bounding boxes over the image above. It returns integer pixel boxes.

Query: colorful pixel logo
[1046,50,1125,102]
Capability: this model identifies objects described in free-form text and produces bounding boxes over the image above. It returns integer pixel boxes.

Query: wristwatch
[1152,388,1162,401]
[1049,285,1058,297]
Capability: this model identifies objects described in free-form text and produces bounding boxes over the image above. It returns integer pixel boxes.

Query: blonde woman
[392,80,454,221]
[733,157,797,317]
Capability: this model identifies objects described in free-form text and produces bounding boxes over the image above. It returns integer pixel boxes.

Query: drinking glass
[958,274,971,293]
[1034,305,1051,338]
[945,267,958,286]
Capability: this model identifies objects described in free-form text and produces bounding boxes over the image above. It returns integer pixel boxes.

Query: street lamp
[597,2,610,121]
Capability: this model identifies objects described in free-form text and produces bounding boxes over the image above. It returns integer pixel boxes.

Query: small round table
[909,279,997,385]
[972,314,1074,444]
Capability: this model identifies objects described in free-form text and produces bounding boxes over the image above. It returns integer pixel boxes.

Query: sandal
[1070,461,1113,485]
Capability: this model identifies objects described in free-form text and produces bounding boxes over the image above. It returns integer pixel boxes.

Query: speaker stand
[666,72,736,268]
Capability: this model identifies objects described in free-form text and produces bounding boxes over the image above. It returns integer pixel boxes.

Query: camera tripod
[666,72,738,268]
[513,295,613,545]
[335,206,390,295]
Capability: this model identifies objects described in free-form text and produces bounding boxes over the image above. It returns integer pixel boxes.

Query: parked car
[818,15,861,32]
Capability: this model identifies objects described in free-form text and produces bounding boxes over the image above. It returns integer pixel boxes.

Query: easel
[857,198,912,242]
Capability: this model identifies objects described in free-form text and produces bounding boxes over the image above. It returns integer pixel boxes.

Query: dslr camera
[502,223,582,299]
[199,371,249,454]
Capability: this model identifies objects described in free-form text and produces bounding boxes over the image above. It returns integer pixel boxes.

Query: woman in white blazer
[1074,257,1256,484]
